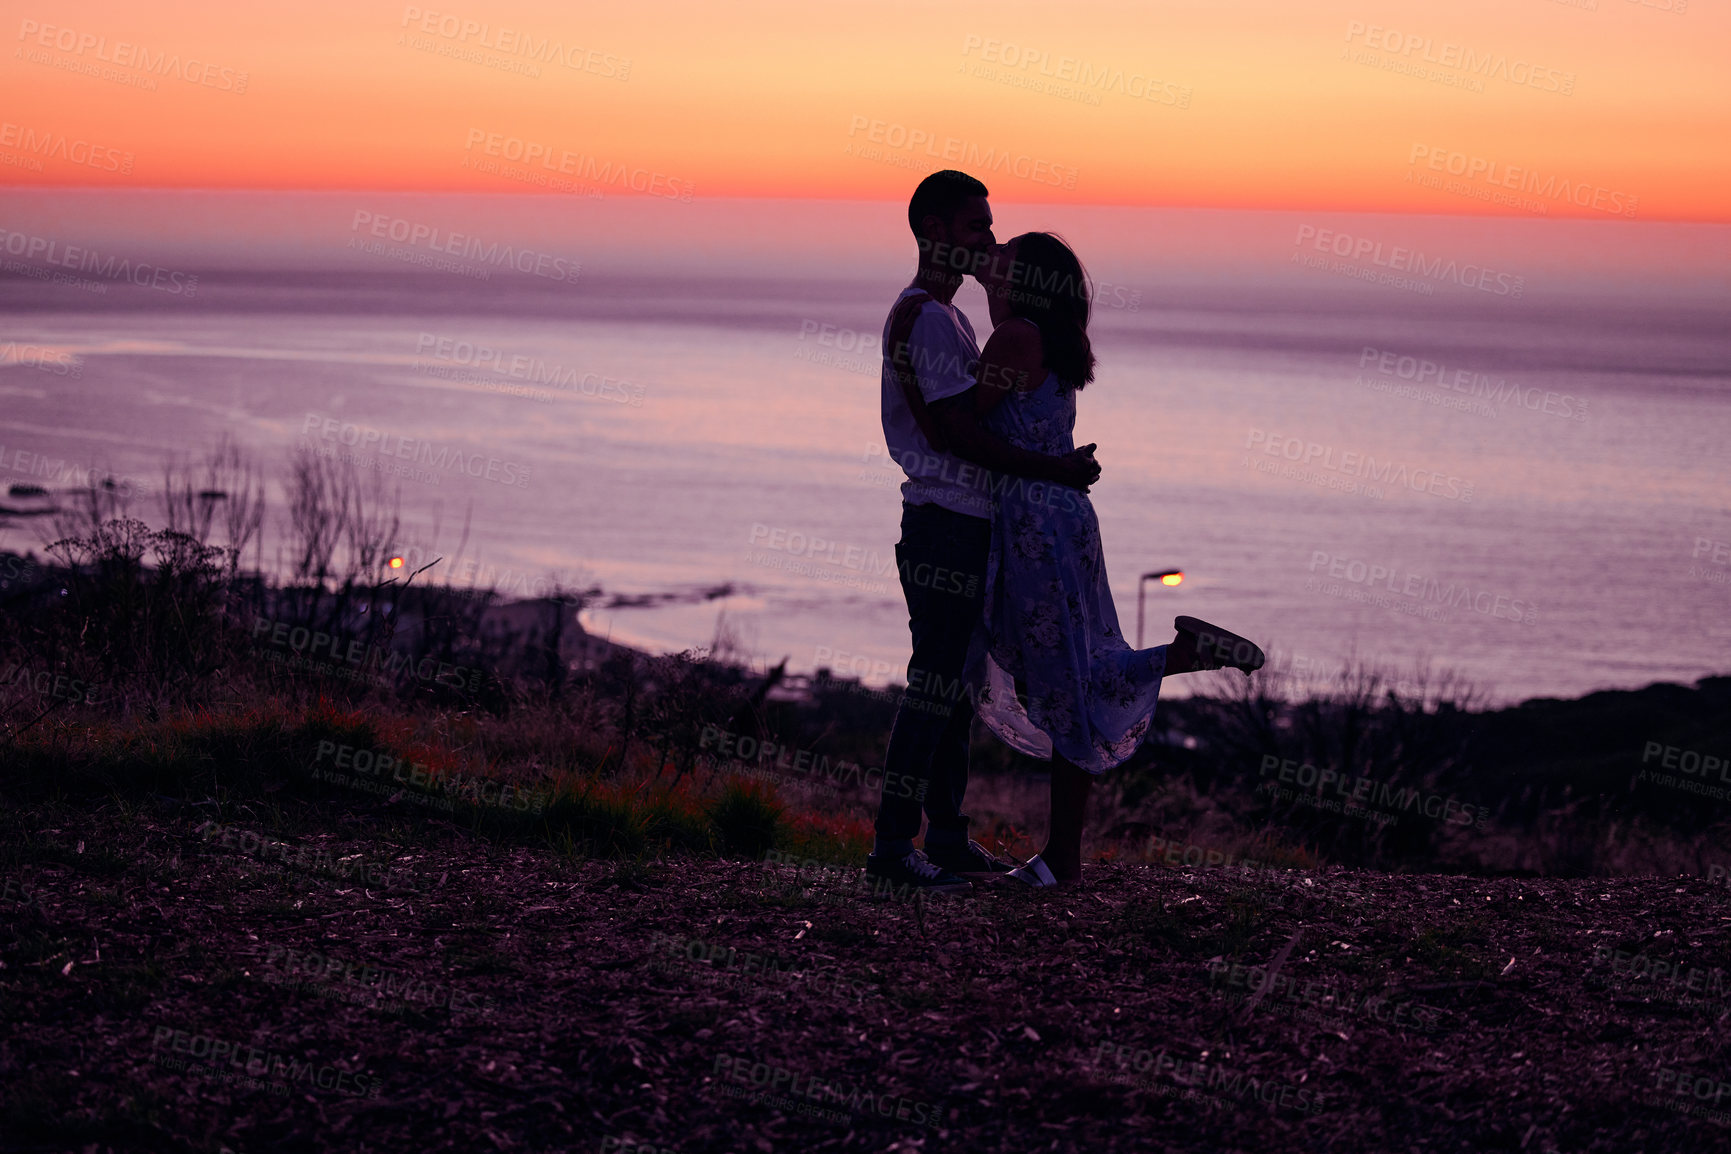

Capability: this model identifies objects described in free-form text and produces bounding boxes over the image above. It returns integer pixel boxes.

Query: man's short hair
[908,171,988,237]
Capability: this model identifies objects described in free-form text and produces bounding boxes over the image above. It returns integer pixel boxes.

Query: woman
[965,232,1265,888]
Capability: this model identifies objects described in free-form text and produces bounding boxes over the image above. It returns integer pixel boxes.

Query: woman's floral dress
[965,370,1167,773]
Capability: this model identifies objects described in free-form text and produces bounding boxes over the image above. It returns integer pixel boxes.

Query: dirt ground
[4,799,1730,1154]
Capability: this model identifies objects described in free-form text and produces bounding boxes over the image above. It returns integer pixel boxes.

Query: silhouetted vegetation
[2,441,1728,877]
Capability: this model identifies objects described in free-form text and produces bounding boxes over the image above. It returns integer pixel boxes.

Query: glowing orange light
[1161,573,1184,586]
[389,557,404,569]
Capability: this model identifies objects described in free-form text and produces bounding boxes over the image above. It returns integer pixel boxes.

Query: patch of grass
[540,773,725,859]
[774,810,873,867]
[708,780,785,860]
[543,783,652,858]
[640,791,717,854]
[5,699,382,802]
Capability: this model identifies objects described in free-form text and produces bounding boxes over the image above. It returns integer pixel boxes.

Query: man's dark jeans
[875,501,992,855]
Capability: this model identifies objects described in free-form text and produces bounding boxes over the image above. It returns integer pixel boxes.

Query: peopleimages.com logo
[0,227,197,296]
[299,413,532,489]
[197,820,422,892]
[959,34,1192,108]
[1635,740,1731,805]
[149,1023,379,1097]
[0,443,139,495]
[1305,550,1537,626]
[1407,144,1637,219]
[1246,428,1474,502]
[0,340,81,377]
[711,1053,949,1128]
[1293,225,1524,299]
[347,211,581,284]
[1357,346,1587,422]
[1342,21,1575,96]
[0,121,133,173]
[16,18,250,93]
[413,333,644,406]
[1088,1041,1327,1115]
[461,129,691,201]
[1258,755,1487,829]
[398,6,630,80]
[845,115,1078,189]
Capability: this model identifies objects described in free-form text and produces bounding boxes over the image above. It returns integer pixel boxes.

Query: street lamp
[1135,569,1184,649]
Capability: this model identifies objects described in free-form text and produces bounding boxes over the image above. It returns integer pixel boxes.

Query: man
[866,170,1103,893]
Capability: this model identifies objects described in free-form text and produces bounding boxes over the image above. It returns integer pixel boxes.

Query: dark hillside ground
[6,793,1731,1154]
[3,472,1731,1153]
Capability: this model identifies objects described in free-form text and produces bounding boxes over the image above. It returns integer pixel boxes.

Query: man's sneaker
[924,839,1015,877]
[864,848,972,895]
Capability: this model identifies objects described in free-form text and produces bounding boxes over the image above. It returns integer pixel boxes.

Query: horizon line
[3,183,1728,226]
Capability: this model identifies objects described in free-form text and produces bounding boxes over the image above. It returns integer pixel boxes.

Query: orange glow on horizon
[3,0,1726,220]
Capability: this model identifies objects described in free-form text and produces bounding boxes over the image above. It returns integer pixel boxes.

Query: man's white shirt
[879,285,993,518]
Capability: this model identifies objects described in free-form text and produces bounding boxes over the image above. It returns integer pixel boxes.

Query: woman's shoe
[1006,854,1062,888]
[1174,616,1266,677]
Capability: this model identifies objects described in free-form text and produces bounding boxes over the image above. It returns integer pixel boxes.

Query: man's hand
[930,397,1102,493]
[1051,444,1101,492]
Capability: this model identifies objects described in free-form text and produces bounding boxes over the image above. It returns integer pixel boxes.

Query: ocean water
[0,190,1726,704]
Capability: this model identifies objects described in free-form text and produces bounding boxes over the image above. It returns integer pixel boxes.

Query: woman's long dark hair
[1006,231,1095,388]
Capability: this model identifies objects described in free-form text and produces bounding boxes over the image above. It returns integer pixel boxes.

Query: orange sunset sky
[3,0,1727,220]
